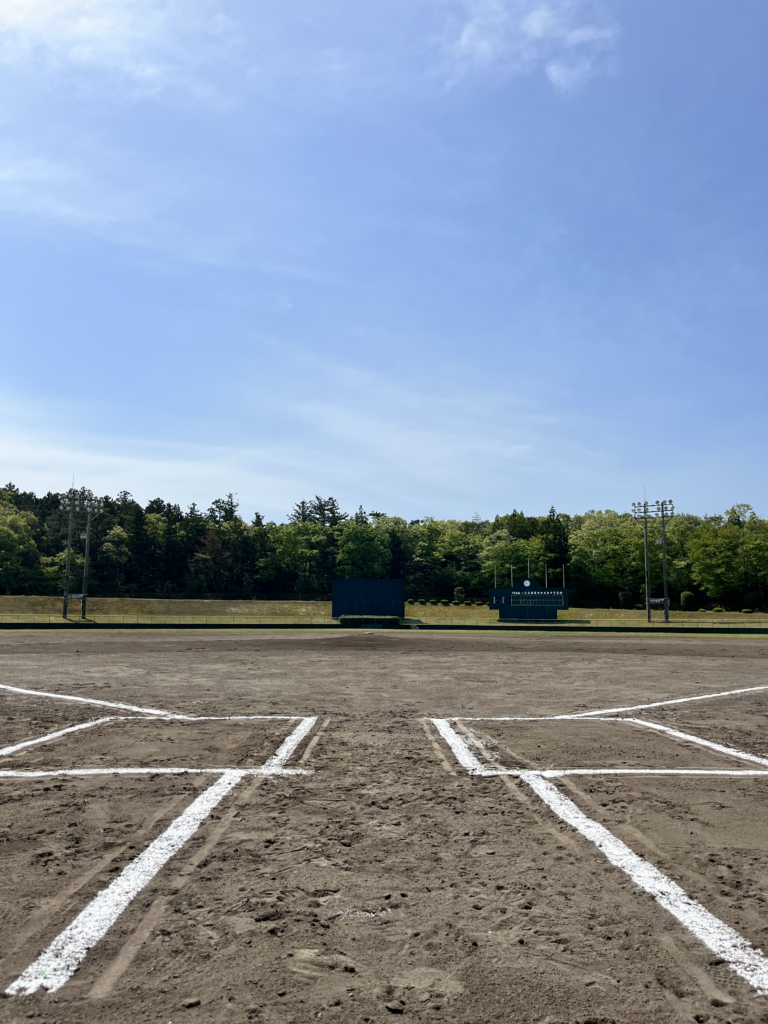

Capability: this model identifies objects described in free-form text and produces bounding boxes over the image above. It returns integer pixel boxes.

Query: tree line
[0,484,765,609]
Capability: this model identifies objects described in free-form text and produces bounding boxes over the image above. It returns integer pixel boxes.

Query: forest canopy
[0,484,765,609]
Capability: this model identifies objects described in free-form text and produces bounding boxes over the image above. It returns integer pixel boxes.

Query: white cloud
[0,0,238,91]
[439,0,617,90]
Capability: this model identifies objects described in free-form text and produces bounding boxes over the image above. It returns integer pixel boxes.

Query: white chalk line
[522,772,768,997]
[0,718,120,758]
[427,722,768,779]
[0,682,304,723]
[553,683,768,720]
[5,715,317,995]
[430,719,498,776]
[0,683,195,720]
[449,683,768,723]
[6,769,244,995]
[260,716,317,771]
[431,715,768,997]
[623,718,768,769]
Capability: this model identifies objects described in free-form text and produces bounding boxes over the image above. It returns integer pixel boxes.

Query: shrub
[699,608,709,613]
[463,600,472,606]
[742,608,753,614]
[440,599,450,606]
[475,600,485,606]
[451,600,461,605]
[406,599,415,605]
[712,606,725,613]
[453,586,465,602]
[429,599,438,605]
[618,591,634,610]
[418,599,427,605]
[680,591,696,611]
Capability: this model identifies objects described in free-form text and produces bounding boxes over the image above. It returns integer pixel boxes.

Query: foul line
[0,683,195,720]
[5,715,317,995]
[623,718,768,769]
[523,772,768,997]
[0,718,119,758]
[553,684,768,720]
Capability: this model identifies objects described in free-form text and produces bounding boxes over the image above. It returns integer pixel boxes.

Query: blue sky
[1,0,767,522]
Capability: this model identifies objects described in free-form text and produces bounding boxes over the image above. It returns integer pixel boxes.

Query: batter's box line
[428,716,768,1000]
[0,714,315,763]
[5,715,317,997]
[438,715,768,775]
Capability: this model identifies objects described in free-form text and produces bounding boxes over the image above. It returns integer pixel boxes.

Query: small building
[332,579,405,619]
[489,577,569,621]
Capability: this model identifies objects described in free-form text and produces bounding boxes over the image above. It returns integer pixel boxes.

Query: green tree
[335,521,390,578]
[569,511,644,599]
[687,507,768,605]
[0,498,40,594]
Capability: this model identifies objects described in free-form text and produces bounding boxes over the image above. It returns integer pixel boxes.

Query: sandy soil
[1,630,768,1024]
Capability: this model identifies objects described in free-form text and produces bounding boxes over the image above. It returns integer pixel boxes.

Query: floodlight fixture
[59,489,81,619]
[631,501,652,622]
[80,497,104,620]
[633,497,675,623]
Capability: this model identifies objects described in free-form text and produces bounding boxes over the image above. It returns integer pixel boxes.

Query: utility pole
[632,500,652,623]
[59,489,80,619]
[653,499,675,623]
[80,497,104,620]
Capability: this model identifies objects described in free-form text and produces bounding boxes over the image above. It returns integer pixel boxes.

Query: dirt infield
[2,630,768,1024]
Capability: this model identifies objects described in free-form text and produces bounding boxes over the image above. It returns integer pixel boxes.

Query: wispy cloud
[0,0,238,93]
[0,1,616,97]
[439,0,617,90]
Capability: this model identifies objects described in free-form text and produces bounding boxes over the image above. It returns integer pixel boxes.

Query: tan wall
[0,596,332,616]
[0,596,752,621]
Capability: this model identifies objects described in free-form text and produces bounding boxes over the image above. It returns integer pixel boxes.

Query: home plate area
[4,679,768,1023]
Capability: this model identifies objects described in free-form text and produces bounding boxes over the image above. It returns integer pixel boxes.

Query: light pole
[632,501,652,623]
[80,497,104,620]
[59,489,80,619]
[653,499,675,623]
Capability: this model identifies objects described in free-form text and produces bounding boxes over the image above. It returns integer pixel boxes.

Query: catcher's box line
[6,714,317,996]
[430,717,768,999]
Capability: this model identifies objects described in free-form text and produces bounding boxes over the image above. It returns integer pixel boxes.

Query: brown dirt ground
[1,630,768,1024]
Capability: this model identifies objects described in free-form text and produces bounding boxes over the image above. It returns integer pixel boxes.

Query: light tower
[653,499,675,623]
[80,496,104,620]
[59,489,80,619]
[631,500,652,623]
